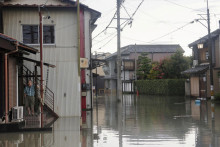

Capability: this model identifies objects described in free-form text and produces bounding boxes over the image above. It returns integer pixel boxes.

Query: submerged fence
[135,79,185,96]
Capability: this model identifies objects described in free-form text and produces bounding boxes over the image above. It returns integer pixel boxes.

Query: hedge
[135,79,185,96]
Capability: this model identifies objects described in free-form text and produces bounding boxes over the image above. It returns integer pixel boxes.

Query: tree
[162,50,190,79]
[148,62,165,79]
[137,53,151,80]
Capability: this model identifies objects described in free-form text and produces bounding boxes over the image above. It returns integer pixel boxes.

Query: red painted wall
[80,10,87,115]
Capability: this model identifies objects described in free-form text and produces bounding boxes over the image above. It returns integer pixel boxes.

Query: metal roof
[1,0,101,23]
[181,65,209,75]
[106,44,184,60]
[0,33,38,54]
[188,29,220,48]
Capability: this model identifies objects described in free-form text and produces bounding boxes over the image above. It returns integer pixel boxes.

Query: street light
[197,43,203,49]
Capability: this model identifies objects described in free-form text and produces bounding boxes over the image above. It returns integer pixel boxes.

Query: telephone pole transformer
[116,0,122,101]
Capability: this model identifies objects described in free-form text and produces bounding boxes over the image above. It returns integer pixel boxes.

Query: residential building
[92,52,110,94]
[182,29,220,98]
[103,44,184,93]
[0,0,101,117]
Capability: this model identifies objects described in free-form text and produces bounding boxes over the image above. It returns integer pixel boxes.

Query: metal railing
[19,65,57,128]
[21,65,54,111]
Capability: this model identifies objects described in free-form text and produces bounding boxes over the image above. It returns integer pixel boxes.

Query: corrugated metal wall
[2,6,93,117]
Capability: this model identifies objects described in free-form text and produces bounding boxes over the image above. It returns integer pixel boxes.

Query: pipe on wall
[4,41,19,123]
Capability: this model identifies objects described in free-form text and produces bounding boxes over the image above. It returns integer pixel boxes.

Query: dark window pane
[124,60,134,71]
[43,26,55,44]
[23,25,38,44]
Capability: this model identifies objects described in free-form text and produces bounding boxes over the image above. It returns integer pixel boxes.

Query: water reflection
[0,117,81,147]
[92,95,220,147]
[1,95,220,147]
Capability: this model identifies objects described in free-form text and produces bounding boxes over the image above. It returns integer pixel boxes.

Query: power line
[163,0,205,13]
[92,10,117,40]
[149,21,194,43]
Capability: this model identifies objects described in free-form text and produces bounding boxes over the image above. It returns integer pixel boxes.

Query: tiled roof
[181,65,209,75]
[188,29,220,47]
[106,44,183,60]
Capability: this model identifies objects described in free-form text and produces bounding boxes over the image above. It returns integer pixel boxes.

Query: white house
[0,0,101,117]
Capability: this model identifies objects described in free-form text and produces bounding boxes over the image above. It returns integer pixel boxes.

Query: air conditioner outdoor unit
[12,106,23,122]
[193,60,198,68]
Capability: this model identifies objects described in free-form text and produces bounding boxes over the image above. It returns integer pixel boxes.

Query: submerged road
[0,94,219,147]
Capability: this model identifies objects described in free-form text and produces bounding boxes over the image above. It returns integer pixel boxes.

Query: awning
[181,65,209,75]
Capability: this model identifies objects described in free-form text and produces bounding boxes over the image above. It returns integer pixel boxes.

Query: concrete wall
[2,7,92,117]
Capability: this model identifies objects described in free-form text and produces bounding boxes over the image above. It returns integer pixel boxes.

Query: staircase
[19,65,58,128]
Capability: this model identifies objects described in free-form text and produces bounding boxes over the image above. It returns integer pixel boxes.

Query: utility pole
[39,6,44,128]
[117,0,122,101]
[207,0,214,100]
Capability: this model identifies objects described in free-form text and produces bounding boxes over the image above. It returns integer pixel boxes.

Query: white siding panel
[56,61,80,116]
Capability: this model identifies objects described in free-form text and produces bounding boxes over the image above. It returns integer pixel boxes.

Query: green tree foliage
[136,51,192,80]
[162,50,191,79]
[137,53,151,79]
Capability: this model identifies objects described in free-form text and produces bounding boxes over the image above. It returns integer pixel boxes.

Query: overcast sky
[81,0,220,56]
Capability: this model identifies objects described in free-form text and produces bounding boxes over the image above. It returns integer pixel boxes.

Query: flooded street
[1,95,220,147]
[90,95,220,147]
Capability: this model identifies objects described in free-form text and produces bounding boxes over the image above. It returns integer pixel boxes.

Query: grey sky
[81,0,220,56]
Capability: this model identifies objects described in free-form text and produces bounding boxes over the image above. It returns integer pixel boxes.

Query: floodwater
[0,95,220,147]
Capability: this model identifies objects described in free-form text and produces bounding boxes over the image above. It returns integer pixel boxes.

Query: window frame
[22,24,55,46]
[123,59,135,71]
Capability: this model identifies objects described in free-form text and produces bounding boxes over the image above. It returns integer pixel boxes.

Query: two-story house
[103,44,184,93]
[182,29,220,98]
[0,0,101,117]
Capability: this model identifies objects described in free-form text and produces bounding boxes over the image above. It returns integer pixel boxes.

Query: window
[23,25,55,44]
[123,60,135,71]
[205,51,209,60]
[23,25,38,44]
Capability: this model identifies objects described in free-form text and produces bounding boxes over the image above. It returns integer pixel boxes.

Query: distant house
[182,29,220,98]
[92,53,110,94]
[103,44,184,93]
[0,0,101,117]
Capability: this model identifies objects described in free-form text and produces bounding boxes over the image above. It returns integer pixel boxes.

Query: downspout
[4,41,19,123]
[89,19,93,110]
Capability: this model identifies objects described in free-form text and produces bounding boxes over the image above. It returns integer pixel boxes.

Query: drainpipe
[89,19,93,110]
[4,41,19,123]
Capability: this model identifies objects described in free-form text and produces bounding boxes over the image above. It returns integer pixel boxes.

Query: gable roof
[106,44,184,60]
[1,0,101,24]
[189,29,220,48]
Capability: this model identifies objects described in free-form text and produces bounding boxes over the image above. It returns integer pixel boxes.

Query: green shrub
[135,79,185,96]
[214,92,220,101]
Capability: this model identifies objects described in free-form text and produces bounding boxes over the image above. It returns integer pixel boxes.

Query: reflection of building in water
[0,132,54,147]
[190,100,220,147]
[0,118,82,147]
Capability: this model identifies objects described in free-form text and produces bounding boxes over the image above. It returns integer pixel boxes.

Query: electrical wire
[92,11,117,40]
[149,21,194,43]
[163,0,206,13]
